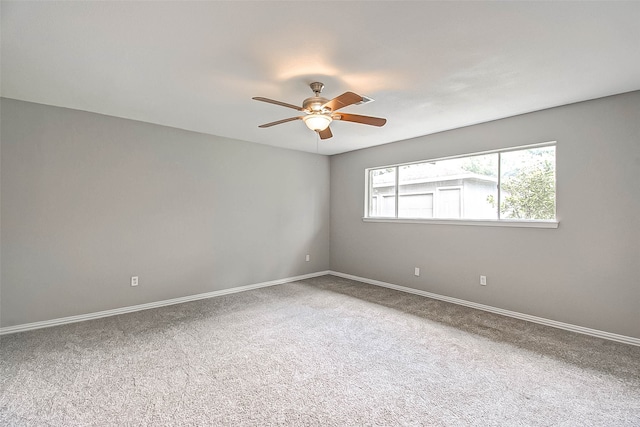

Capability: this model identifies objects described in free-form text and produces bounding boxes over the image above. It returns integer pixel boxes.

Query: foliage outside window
[366,143,556,222]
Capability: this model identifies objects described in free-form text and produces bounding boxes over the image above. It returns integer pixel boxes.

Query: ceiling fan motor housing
[304,82,331,113]
[303,96,330,113]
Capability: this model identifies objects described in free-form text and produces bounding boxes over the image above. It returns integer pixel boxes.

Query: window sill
[362,217,559,229]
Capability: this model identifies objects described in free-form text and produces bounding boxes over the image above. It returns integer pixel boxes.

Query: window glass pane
[398,163,436,218]
[369,167,396,217]
[381,195,396,217]
[500,146,556,220]
[437,188,461,218]
[460,154,499,219]
[398,155,498,219]
[399,193,433,218]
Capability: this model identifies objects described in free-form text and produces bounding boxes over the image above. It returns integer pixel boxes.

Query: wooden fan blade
[253,97,306,112]
[318,126,333,140]
[258,117,302,128]
[321,92,363,112]
[333,113,387,127]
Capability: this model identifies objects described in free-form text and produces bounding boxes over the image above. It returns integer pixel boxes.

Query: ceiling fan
[253,82,386,140]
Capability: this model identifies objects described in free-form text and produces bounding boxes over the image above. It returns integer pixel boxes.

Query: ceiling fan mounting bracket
[309,82,325,96]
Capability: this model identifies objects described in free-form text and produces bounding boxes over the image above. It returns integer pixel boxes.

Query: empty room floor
[1,275,639,426]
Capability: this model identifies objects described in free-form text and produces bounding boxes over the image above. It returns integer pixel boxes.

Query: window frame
[363,142,558,229]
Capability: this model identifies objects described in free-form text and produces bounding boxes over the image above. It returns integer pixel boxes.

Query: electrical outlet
[305,254,310,262]
[414,267,420,276]
[480,275,487,286]
[131,276,139,287]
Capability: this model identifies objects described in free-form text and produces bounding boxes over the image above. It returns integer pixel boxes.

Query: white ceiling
[2,1,639,155]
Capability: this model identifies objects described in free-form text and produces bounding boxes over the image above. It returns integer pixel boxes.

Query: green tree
[490,160,555,219]
[462,155,496,177]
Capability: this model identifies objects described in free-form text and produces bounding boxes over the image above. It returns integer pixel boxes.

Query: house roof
[2,1,639,155]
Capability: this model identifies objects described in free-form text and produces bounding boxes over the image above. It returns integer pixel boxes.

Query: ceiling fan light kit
[302,114,332,131]
[253,82,386,140]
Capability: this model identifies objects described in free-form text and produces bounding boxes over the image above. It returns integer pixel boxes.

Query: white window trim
[364,141,558,227]
[363,217,558,228]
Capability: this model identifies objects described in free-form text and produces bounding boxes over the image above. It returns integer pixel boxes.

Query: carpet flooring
[1,275,639,426]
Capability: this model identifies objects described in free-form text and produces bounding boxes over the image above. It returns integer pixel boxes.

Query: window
[365,143,556,225]
[369,167,396,217]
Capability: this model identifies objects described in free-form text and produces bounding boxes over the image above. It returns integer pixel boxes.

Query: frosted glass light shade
[303,114,332,131]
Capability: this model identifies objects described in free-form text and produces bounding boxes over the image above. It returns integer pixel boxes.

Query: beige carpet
[1,275,639,426]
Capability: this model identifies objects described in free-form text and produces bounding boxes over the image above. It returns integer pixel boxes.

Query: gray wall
[330,91,640,339]
[3,93,639,339]
[1,98,330,327]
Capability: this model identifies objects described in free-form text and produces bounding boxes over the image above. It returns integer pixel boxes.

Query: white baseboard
[5,270,638,347]
[328,271,640,347]
[0,271,330,336]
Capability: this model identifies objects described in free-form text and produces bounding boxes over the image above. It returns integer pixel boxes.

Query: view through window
[367,144,556,221]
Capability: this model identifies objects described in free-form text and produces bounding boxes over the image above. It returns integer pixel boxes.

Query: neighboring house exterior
[370,165,498,219]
